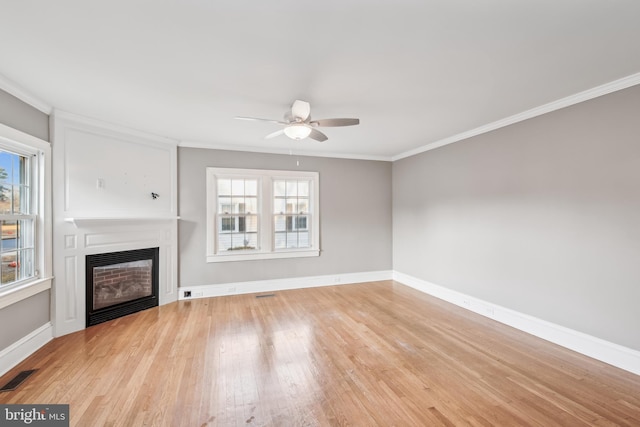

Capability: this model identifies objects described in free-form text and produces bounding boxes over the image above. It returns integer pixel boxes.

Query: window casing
[0,144,42,289]
[206,168,319,262]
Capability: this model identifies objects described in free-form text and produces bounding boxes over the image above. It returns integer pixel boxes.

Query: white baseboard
[0,322,53,377]
[393,272,640,376]
[179,270,393,300]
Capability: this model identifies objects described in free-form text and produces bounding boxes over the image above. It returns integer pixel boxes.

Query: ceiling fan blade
[310,118,360,127]
[308,129,328,142]
[265,129,285,139]
[291,100,311,121]
[235,116,287,125]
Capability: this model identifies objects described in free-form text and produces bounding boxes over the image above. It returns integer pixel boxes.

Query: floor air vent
[0,369,37,392]
[256,294,276,298]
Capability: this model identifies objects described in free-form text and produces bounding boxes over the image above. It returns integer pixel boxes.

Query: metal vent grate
[256,294,276,299]
[0,369,37,392]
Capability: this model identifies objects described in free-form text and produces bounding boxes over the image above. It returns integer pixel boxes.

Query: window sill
[207,249,320,263]
[0,276,53,310]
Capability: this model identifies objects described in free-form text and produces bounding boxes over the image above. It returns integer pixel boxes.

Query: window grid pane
[273,214,311,249]
[0,219,35,285]
[273,179,311,214]
[217,216,259,251]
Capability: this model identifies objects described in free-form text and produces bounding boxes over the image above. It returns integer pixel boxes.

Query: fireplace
[86,247,159,327]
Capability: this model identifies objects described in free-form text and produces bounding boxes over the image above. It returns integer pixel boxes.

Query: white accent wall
[51,112,179,337]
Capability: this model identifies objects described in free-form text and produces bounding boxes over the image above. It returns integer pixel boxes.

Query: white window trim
[206,167,319,263]
[0,123,52,308]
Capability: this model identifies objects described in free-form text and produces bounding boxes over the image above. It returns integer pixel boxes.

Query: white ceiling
[1,1,640,160]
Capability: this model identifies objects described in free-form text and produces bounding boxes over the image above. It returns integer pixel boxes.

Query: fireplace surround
[86,247,159,327]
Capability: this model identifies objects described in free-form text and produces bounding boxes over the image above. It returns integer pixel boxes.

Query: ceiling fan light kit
[236,100,359,142]
[283,123,312,140]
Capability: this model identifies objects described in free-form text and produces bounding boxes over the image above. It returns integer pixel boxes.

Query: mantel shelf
[64,216,180,228]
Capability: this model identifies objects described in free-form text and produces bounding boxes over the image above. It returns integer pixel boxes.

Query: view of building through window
[217,178,258,251]
[274,179,311,249]
[0,149,35,286]
[207,167,319,262]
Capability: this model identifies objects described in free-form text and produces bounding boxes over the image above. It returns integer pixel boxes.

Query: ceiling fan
[236,100,359,142]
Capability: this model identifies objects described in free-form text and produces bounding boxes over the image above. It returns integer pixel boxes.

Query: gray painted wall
[393,84,640,351]
[0,292,50,350]
[0,89,50,351]
[179,148,392,286]
[0,90,48,141]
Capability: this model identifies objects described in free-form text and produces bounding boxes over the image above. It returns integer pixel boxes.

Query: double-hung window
[273,179,311,250]
[0,149,34,286]
[206,168,319,262]
[0,125,50,309]
[216,177,259,251]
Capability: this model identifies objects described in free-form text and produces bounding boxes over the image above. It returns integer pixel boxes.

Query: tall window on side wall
[206,168,319,262]
[0,149,36,287]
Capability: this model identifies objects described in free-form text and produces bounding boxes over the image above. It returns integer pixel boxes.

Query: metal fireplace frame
[85,247,159,327]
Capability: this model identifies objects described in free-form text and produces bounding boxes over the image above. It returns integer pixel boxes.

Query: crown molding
[0,121,49,149]
[0,73,52,115]
[179,140,392,162]
[392,72,640,161]
[6,69,638,162]
[52,110,179,147]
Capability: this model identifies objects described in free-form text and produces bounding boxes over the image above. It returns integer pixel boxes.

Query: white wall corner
[179,270,394,300]
[393,271,640,377]
[0,323,53,377]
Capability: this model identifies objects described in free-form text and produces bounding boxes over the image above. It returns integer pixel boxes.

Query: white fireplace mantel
[64,216,180,228]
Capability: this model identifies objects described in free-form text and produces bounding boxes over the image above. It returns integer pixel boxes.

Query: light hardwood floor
[1,281,639,426]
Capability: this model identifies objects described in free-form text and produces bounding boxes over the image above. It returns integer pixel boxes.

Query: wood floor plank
[1,280,640,426]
